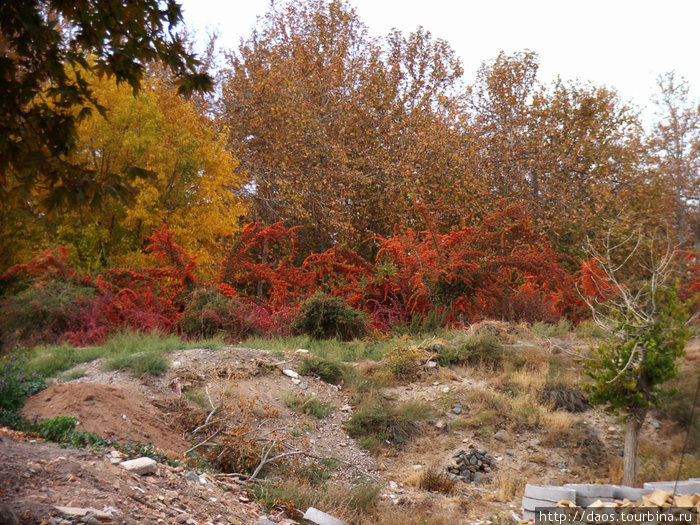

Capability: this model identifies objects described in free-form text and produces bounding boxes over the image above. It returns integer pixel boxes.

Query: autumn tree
[466,51,651,259]
[1,73,246,277]
[649,72,700,247]
[0,0,213,211]
[219,0,471,255]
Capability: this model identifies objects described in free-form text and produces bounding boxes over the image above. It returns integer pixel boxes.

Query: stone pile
[446,446,494,483]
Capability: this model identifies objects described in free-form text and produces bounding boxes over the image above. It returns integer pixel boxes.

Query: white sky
[178,0,700,126]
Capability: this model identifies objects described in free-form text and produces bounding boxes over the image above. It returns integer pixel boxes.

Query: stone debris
[53,506,114,521]
[446,446,494,483]
[302,506,347,525]
[282,369,299,379]
[119,457,157,475]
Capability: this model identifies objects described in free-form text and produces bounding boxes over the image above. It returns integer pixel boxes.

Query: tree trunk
[256,238,268,299]
[622,406,647,486]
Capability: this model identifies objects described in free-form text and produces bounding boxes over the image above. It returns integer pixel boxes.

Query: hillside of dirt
[0,427,261,525]
[3,331,699,524]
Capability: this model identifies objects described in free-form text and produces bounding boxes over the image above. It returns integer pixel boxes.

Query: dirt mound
[0,429,260,524]
[22,383,188,455]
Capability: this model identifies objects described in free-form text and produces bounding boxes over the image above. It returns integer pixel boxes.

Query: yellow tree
[14,73,246,277]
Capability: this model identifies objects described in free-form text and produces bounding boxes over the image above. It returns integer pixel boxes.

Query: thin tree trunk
[622,406,647,486]
[256,238,268,299]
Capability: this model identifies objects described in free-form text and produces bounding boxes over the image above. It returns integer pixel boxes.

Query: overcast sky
[178,0,700,126]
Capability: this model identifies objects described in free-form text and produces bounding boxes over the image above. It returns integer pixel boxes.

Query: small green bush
[298,356,347,384]
[36,415,107,448]
[437,332,504,367]
[293,293,367,341]
[531,319,572,338]
[345,397,432,445]
[283,391,333,419]
[0,355,47,413]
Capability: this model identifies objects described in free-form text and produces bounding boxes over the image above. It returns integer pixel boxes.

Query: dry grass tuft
[492,471,525,501]
[418,466,457,494]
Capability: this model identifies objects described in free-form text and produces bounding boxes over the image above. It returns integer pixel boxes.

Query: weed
[575,320,611,339]
[61,368,85,381]
[418,467,456,494]
[283,391,333,419]
[530,319,571,338]
[298,355,347,384]
[103,351,170,376]
[0,354,47,424]
[345,397,432,446]
[184,390,209,408]
[437,332,504,368]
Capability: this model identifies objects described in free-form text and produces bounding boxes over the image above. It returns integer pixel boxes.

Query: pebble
[442,386,451,393]
[389,481,398,490]
[426,361,437,368]
[452,405,462,414]
[295,349,310,354]
[530,439,540,447]
[493,431,506,441]
[651,420,661,429]
[412,464,423,470]
[505,449,515,456]
[282,369,299,379]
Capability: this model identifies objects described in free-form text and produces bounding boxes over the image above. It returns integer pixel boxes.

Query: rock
[442,386,450,393]
[120,457,157,475]
[295,349,310,354]
[426,361,437,368]
[530,439,540,447]
[557,462,566,469]
[183,471,200,483]
[435,420,446,430]
[175,514,192,524]
[53,507,113,521]
[618,449,624,457]
[452,405,462,415]
[472,472,484,484]
[282,369,299,379]
[302,507,347,525]
[493,431,506,441]
[259,519,276,525]
[608,426,617,432]
[651,420,661,429]
[412,464,423,470]
[389,481,398,490]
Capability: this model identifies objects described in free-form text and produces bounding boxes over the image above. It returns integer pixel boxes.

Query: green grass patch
[345,397,433,446]
[18,330,225,379]
[242,333,435,363]
[283,391,333,419]
[530,319,572,338]
[60,368,85,381]
[103,351,170,376]
[436,331,505,367]
[575,320,611,339]
[298,355,347,384]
